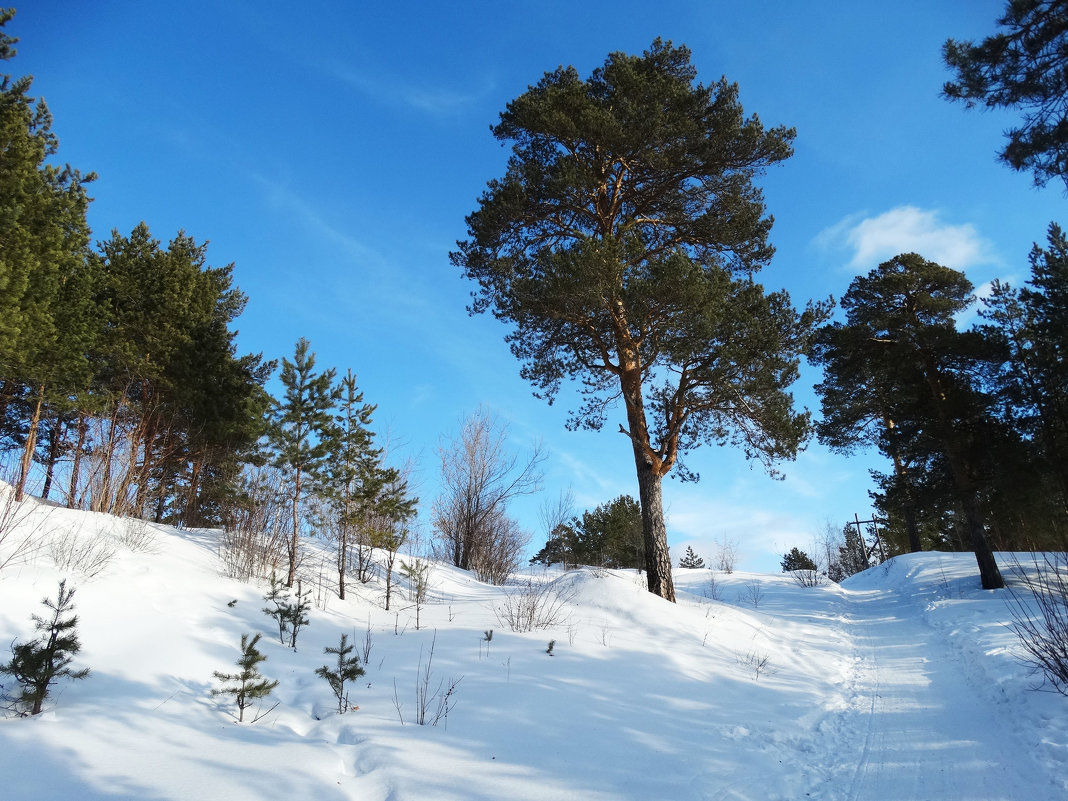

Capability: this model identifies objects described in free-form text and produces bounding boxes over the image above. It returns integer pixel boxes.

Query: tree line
[5,4,1067,600]
[0,12,272,524]
[811,242,1068,589]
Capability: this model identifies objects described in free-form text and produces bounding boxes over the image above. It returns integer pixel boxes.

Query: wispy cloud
[249,173,386,268]
[330,61,494,117]
[815,206,997,272]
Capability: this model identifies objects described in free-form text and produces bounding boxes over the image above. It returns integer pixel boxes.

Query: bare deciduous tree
[431,410,543,584]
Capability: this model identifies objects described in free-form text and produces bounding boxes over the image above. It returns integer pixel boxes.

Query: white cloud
[331,62,493,117]
[816,206,996,272]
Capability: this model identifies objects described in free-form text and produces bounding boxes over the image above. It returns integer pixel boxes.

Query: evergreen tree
[982,223,1068,523]
[316,370,416,601]
[0,10,96,502]
[530,495,644,569]
[780,547,817,573]
[78,224,267,521]
[262,572,311,649]
[317,369,377,600]
[839,524,872,578]
[943,0,1068,189]
[262,571,291,645]
[211,633,278,723]
[679,546,705,569]
[315,633,365,714]
[266,338,337,587]
[453,39,828,602]
[1,580,89,715]
[812,254,1005,589]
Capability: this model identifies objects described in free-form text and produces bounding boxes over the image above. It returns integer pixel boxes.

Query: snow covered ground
[0,487,1065,800]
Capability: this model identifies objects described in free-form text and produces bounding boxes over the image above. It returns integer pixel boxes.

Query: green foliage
[211,632,278,723]
[1,580,89,715]
[980,223,1068,540]
[267,338,337,586]
[679,545,706,569]
[943,0,1068,188]
[453,38,826,602]
[262,572,311,649]
[87,223,272,523]
[810,253,1005,589]
[838,525,872,579]
[780,547,817,573]
[315,633,365,714]
[530,495,644,569]
[316,369,417,601]
[0,10,97,501]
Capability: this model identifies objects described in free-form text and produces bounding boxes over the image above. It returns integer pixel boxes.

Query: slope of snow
[0,488,1064,800]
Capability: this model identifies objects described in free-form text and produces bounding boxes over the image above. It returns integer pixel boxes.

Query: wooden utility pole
[851,513,887,563]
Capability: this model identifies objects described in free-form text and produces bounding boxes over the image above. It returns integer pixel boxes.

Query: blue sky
[14,1,1064,571]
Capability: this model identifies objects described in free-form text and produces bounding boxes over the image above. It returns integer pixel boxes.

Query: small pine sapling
[284,580,312,649]
[262,573,312,648]
[212,633,278,722]
[316,633,365,714]
[678,545,705,569]
[1,579,89,715]
[262,571,290,644]
[546,639,555,656]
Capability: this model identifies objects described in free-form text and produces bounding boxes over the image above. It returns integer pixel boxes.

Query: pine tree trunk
[632,445,675,602]
[961,492,1004,589]
[337,517,348,601]
[67,413,87,509]
[41,413,64,501]
[15,384,45,502]
[886,428,922,553]
[287,468,302,587]
[617,336,676,602]
[96,400,123,513]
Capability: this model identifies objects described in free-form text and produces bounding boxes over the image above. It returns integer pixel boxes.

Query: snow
[0,487,1065,800]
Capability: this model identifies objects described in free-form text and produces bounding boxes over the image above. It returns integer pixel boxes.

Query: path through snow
[833,564,1046,801]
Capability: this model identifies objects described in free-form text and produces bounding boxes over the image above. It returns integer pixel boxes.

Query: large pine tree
[452,40,827,601]
[812,254,1005,589]
[0,10,95,502]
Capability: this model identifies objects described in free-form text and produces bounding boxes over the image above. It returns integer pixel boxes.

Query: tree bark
[41,414,65,501]
[287,467,302,587]
[617,329,676,602]
[960,491,1004,590]
[632,443,675,602]
[67,413,87,509]
[16,384,45,502]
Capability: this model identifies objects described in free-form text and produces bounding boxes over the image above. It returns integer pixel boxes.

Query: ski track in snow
[833,563,1053,801]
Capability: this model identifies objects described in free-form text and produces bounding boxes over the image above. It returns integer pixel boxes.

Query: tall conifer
[267,339,337,586]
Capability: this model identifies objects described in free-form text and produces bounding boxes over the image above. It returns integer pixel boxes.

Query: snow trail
[838,576,1046,801]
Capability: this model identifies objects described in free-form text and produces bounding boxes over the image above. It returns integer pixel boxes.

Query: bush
[494,576,574,632]
[1,580,89,715]
[391,631,461,727]
[218,466,291,581]
[0,482,45,575]
[48,526,117,579]
[1006,553,1068,695]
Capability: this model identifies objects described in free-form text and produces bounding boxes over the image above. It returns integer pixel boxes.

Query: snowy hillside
[0,488,1064,800]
